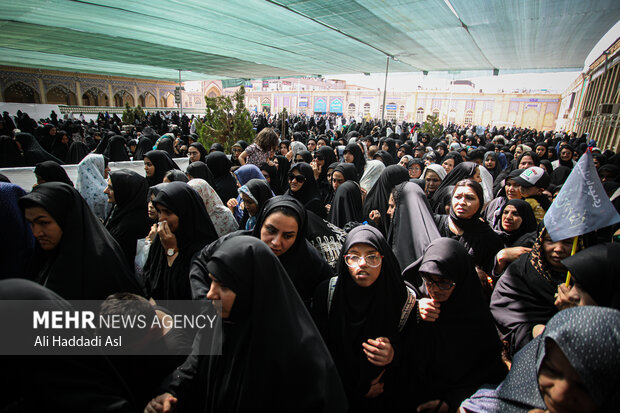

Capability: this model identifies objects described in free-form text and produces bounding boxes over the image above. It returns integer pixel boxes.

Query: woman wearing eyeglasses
[285,162,327,219]
[402,238,507,413]
[312,225,418,411]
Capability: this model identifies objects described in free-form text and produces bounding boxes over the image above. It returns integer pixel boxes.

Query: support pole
[381,56,390,122]
[178,70,183,117]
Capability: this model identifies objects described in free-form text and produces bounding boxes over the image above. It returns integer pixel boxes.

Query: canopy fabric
[0,0,618,81]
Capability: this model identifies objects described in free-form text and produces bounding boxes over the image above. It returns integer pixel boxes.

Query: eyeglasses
[422,276,455,291]
[288,173,306,183]
[344,254,383,268]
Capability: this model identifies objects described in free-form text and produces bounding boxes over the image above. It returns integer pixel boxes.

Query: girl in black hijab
[402,238,507,412]
[143,182,218,302]
[143,150,180,186]
[329,180,362,228]
[483,151,502,180]
[34,161,73,186]
[363,165,410,235]
[312,225,417,411]
[344,142,366,180]
[440,151,463,174]
[151,235,347,413]
[495,199,537,248]
[188,142,209,163]
[104,169,151,269]
[373,150,396,166]
[0,135,25,167]
[156,137,176,158]
[49,130,71,163]
[186,161,215,188]
[259,162,283,195]
[286,162,327,219]
[105,135,130,162]
[18,182,143,299]
[66,141,89,164]
[15,132,63,166]
[206,151,238,204]
[163,170,189,183]
[314,145,338,201]
[133,136,153,161]
[381,137,398,160]
[275,154,291,195]
[294,150,313,164]
[430,161,480,212]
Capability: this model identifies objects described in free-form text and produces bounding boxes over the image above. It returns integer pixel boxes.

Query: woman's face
[156,204,180,232]
[313,152,325,169]
[424,171,441,195]
[536,146,547,158]
[397,147,405,158]
[279,143,288,155]
[307,141,316,152]
[240,193,258,216]
[592,157,601,169]
[501,205,523,232]
[346,243,382,288]
[409,163,422,179]
[288,169,305,192]
[187,147,201,163]
[61,134,69,145]
[472,167,481,183]
[317,139,326,148]
[260,169,271,183]
[206,274,237,320]
[442,158,455,174]
[515,147,523,158]
[452,185,480,220]
[484,157,496,170]
[538,340,597,413]
[294,155,305,163]
[421,272,455,302]
[331,171,345,191]
[147,194,158,220]
[382,142,389,151]
[542,233,573,271]
[24,206,63,251]
[103,178,115,204]
[519,155,535,169]
[343,151,354,163]
[505,179,522,200]
[386,193,396,219]
[143,157,155,177]
[259,211,298,256]
[560,148,573,161]
[399,158,409,168]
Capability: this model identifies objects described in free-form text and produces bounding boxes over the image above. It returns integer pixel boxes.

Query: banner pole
[565,236,579,286]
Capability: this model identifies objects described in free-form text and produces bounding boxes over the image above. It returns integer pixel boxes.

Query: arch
[448,109,456,124]
[415,107,425,123]
[160,96,167,108]
[521,109,538,128]
[114,90,135,107]
[363,102,371,115]
[82,87,109,106]
[347,103,356,117]
[399,105,405,121]
[432,108,440,118]
[138,92,157,107]
[166,93,175,108]
[205,83,222,98]
[46,85,77,105]
[3,81,41,103]
[464,110,473,125]
[481,110,492,127]
[543,112,555,129]
[261,97,271,113]
[386,102,397,121]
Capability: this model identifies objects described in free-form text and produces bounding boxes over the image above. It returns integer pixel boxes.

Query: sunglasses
[288,173,306,183]
[313,154,324,161]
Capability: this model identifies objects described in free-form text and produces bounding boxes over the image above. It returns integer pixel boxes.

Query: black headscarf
[550,165,571,185]
[164,169,189,183]
[316,145,338,182]
[206,151,238,204]
[144,182,218,301]
[104,169,150,269]
[329,181,362,228]
[0,135,24,167]
[50,131,71,163]
[34,161,73,186]
[259,162,283,195]
[66,141,89,164]
[333,163,359,183]
[186,161,215,188]
[484,151,502,180]
[285,162,326,218]
[0,183,34,278]
[133,136,153,161]
[402,238,507,407]
[104,135,130,162]
[18,182,143,299]
[441,151,463,170]
[170,236,347,412]
[295,150,313,164]
[382,137,398,160]
[388,182,440,269]
[495,199,537,247]
[156,137,176,158]
[362,165,410,235]
[373,150,396,166]
[209,142,225,153]
[344,143,366,180]
[431,162,478,210]
[323,225,407,406]
[144,150,180,186]
[562,243,620,310]
[275,155,291,195]
[15,132,63,166]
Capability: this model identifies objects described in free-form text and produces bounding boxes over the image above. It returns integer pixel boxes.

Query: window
[363,103,371,116]
[416,107,424,123]
[464,110,474,124]
[399,105,405,121]
[348,103,356,117]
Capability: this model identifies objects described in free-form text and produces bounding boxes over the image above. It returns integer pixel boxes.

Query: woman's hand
[311,159,321,179]
[325,204,331,213]
[147,224,158,242]
[369,210,381,224]
[418,298,440,322]
[285,151,294,161]
[417,400,449,413]
[554,284,580,310]
[157,221,177,251]
[364,369,385,398]
[226,198,238,213]
[362,337,394,366]
[360,187,368,204]
[144,392,177,413]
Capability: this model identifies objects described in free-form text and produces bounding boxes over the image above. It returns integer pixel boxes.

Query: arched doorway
[464,110,474,125]
[114,90,135,107]
[521,109,538,128]
[262,98,271,113]
[363,103,371,116]
[46,85,77,105]
[3,82,41,103]
[138,92,156,107]
[416,107,424,123]
[166,93,175,108]
[82,88,109,106]
[448,109,456,124]
[347,103,356,117]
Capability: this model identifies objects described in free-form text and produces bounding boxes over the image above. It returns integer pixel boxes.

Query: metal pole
[178,70,183,117]
[381,56,390,122]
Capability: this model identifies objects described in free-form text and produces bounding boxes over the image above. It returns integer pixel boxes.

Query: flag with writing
[544,150,620,241]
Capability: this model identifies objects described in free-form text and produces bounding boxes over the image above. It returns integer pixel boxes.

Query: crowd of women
[1,109,620,413]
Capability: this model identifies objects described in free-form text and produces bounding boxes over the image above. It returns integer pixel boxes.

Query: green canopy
[1,0,618,81]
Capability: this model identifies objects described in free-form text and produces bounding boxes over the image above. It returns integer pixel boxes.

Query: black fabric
[50,132,71,163]
[329,181,362,228]
[373,150,396,166]
[362,165,410,235]
[550,165,571,185]
[275,155,291,195]
[18,182,143,299]
[144,150,180,186]
[34,161,73,186]
[314,225,408,410]
[285,162,326,219]
[94,133,111,155]
[484,151,502,180]
[164,170,189,183]
[333,163,359,183]
[382,137,398,160]
[562,243,620,309]
[0,183,34,279]
[144,182,218,302]
[441,151,463,170]
[388,182,441,270]
[105,135,130,162]
[156,137,175,158]
[296,150,313,163]
[495,199,537,247]
[206,151,238,204]
[0,278,138,412]
[104,169,151,269]
[66,141,89,164]
[402,238,507,408]
[168,236,347,412]
[133,136,153,161]
[186,161,215,188]
[430,162,478,210]
[259,162,283,195]
[0,135,25,167]
[344,143,366,180]
[15,132,63,166]
[188,142,208,163]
